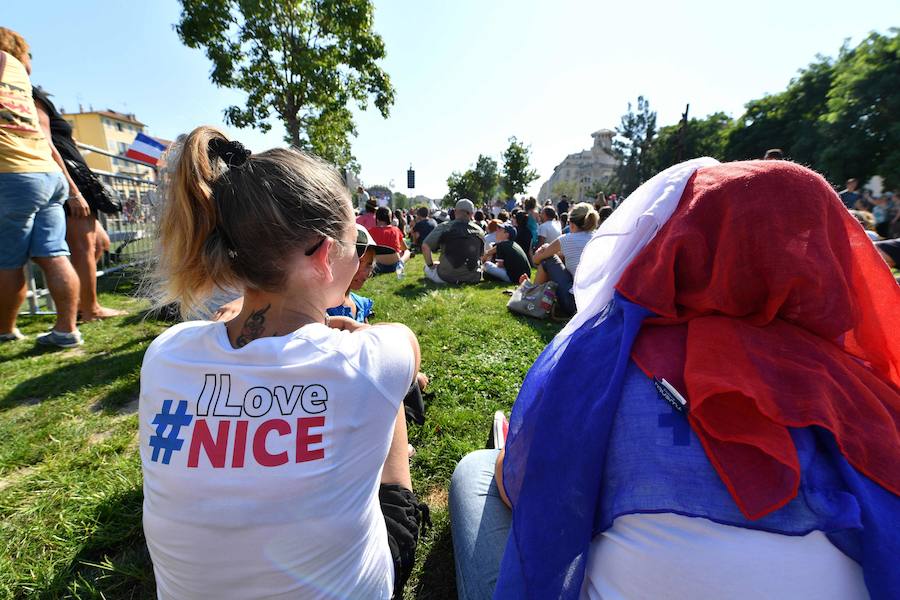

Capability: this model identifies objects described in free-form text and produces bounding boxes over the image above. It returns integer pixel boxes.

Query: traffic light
[407,165,415,189]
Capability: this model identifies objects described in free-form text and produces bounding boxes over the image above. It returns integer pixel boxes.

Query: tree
[446,170,479,204]
[725,57,834,166]
[175,0,395,170]
[501,137,539,197]
[613,96,657,195]
[647,112,733,175]
[817,30,900,187]
[392,191,409,209]
[472,155,499,204]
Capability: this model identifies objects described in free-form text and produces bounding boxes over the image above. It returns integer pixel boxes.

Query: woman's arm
[481,244,497,262]
[532,238,562,264]
[35,103,90,218]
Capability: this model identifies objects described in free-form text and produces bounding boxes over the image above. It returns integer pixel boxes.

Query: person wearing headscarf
[450,159,900,599]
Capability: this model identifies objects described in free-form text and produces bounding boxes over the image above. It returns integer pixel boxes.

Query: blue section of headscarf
[495,293,900,599]
[325,292,373,323]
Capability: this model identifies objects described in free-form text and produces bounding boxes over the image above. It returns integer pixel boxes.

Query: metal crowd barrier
[21,145,158,316]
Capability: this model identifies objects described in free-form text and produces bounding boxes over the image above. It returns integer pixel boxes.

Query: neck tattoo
[235,304,271,348]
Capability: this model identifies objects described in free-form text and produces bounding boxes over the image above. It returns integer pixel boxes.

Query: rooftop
[61,108,145,127]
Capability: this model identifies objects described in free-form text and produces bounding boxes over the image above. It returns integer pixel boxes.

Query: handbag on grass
[507,280,557,319]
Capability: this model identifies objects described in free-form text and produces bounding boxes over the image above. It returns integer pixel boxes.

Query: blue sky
[6,0,896,197]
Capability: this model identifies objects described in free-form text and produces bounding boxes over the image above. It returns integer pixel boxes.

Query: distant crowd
[352,186,616,318]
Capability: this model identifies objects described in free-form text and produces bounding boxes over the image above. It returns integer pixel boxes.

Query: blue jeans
[450,449,512,600]
[482,261,511,282]
[0,171,69,268]
[541,255,576,314]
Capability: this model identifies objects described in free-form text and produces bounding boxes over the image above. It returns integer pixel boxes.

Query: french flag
[125,132,167,166]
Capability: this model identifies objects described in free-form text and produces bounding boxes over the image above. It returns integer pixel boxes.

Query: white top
[483,232,497,248]
[140,321,415,600]
[538,219,562,244]
[581,513,867,600]
[558,231,593,277]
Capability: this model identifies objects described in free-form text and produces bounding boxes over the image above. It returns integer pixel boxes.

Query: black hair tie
[208,138,251,169]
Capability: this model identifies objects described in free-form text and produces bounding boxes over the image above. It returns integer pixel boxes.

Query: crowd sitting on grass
[4,25,900,597]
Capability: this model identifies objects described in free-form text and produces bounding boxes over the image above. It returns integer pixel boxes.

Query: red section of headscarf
[617,160,900,520]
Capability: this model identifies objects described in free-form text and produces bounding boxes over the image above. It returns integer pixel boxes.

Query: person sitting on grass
[526,202,599,315]
[410,206,437,253]
[482,224,532,284]
[537,206,561,246]
[326,224,395,322]
[421,199,485,285]
[483,219,500,248]
[450,158,900,600]
[370,206,410,275]
[141,126,427,599]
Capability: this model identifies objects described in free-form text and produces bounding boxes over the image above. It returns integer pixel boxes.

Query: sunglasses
[304,236,367,258]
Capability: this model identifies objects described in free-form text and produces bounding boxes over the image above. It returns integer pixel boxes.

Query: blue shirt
[326,292,374,323]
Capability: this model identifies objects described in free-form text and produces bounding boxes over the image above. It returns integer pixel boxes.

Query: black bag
[64,158,123,214]
[380,484,431,600]
[441,221,483,271]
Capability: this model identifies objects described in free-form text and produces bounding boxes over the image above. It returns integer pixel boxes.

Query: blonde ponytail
[154,126,237,316]
[150,126,353,318]
[569,202,600,232]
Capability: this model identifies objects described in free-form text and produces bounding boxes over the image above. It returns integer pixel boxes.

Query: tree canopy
[613,96,657,195]
[639,29,900,188]
[500,137,539,197]
[175,0,395,170]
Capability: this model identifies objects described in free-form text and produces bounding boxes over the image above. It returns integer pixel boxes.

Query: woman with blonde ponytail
[529,201,600,315]
[140,127,425,599]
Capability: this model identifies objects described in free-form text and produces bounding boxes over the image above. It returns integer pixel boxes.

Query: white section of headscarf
[557,157,720,342]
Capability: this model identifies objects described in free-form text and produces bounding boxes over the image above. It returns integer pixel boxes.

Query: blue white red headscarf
[497,160,900,599]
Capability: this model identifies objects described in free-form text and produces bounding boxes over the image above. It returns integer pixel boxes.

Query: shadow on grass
[413,525,457,600]
[1,339,149,413]
[509,311,566,345]
[44,487,156,600]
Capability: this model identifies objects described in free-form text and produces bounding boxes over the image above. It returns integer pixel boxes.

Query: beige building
[538,129,618,203]
[60,109,157,180]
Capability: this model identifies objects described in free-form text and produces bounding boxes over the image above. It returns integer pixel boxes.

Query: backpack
[440,221,484,271]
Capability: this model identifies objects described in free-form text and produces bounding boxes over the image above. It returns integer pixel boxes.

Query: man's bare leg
[31,256,79,333]
[0,268,26,335]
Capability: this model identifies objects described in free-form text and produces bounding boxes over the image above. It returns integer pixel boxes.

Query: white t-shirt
[538,219,561,244]
[581,513,867,600]
[140,321,415,600]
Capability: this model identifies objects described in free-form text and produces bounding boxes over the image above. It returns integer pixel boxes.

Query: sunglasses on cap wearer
[303,236,367,258]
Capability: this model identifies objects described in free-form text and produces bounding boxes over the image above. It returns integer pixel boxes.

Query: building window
[116,122,123,132]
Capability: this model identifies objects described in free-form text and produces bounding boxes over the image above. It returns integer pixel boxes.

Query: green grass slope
[0,255,561,599]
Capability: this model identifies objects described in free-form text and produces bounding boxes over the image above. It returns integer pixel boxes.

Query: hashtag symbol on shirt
[149,399,193,464]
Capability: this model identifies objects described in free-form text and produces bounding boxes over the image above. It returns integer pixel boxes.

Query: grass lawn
[0,254,562,599]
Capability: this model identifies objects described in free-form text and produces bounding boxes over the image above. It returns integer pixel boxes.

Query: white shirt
[140,321,415,600]
[558,231,592,277]
[582,513,867,600]
[538,219,561,244]
[483,232,497,248]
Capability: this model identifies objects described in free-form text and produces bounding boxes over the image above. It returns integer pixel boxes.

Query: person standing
[0,29,84,347]
[32,87,125,322]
